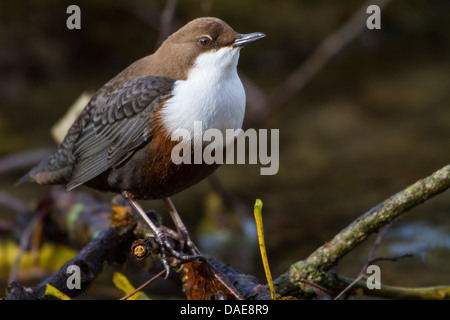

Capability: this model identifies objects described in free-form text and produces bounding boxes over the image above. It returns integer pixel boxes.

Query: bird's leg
[163,197,200,255]
[121,191,201,277]
[121,191,172,276]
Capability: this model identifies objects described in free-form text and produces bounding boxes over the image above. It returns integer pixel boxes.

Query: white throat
[161,47,246,146]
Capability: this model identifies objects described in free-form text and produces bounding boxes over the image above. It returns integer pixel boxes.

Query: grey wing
[66,76,175,190]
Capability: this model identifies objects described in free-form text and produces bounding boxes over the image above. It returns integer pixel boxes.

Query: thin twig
[0,190,28,213]
[119,269,165,300]
[157,0,178,44]
[244,0,392,128]
[338,274,450,299]
[369,253,413,265]
[334,223,394,300]
[333,274,365,300]
[309,165,449,272]
[299,279,334,299]
[0,148,54,175]
[357,221,396,279]
[8,199,50,284]
[274,164,450,297]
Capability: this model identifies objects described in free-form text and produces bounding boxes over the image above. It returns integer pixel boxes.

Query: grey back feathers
[19,76,175,190]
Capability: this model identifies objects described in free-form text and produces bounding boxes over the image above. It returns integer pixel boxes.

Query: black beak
[233,32,266,47]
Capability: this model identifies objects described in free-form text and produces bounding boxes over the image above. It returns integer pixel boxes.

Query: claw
[159,246,171,279]
[154,227,202,262]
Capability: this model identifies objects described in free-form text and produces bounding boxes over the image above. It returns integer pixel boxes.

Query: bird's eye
[198,36,211,46]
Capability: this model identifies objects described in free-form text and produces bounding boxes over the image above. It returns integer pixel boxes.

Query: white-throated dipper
[17,17,265,275]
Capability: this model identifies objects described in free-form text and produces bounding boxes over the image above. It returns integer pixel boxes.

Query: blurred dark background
[0,0,449,298]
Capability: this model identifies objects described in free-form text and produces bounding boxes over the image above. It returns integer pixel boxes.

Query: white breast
[161,47,246,147]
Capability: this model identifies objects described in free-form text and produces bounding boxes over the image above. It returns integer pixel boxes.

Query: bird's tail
[15,159,71,187]
[15,145,74,187]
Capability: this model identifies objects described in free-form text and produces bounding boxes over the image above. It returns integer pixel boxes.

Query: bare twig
[119,269,165,300]
[0,148,54,175]
[334,223,393,300]
[357,221,396,279]
[244,0,392,128]
[5,164,448,299]
[7,194,50,284]
[157,0,178,44]
[335,245,413,299]
[125,1,183,47]
[337,274,450,299]
[0,190,28,213]
[274,164,450,298]
[369,253,413,265]
[333,274,365,300]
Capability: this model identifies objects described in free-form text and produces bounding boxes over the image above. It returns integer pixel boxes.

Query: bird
[17,17,265,274]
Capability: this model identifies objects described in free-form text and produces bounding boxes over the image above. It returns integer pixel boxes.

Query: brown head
[151,17,265,80]
[109,17,264,87]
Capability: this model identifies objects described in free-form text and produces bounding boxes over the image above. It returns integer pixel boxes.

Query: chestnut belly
[85,136,221,199]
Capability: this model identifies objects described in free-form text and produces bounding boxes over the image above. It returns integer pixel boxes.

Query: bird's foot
[122,192,203,277]
[175,227,201,256]
[134,227,203,278]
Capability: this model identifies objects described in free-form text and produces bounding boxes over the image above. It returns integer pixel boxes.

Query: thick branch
[5,164,448,299]
[5,223,136,300]
[3,189,268,300]
[274,164,450,297]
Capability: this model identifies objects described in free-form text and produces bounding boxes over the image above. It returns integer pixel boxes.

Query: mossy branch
[336,275,450,299]
[4,165,449,299]
[274,164,450,298]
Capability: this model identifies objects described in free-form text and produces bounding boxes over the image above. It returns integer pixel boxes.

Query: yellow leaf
[112,272,150,300]
[45,284,71,300]
[254,199,276,300]
[38,243,78,272]
[51,92,93,143]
